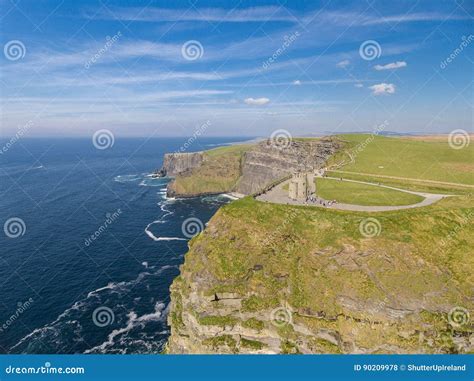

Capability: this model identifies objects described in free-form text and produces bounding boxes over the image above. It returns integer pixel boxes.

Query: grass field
[315,178,423,206]
[169,134,474,353]
[328,134,474,190]
[171,194,474,353]
[170,144,250,195]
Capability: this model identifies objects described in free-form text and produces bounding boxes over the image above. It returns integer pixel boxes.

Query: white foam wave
[145,200,185,241]
[84,302,168,354]
[10,265,176,352]
[114,174,141,183]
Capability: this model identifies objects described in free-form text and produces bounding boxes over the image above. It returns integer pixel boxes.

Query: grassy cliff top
[171,193,474,353]
[169,144,250,196]
[329,134,474,191]
[315,178,424,206]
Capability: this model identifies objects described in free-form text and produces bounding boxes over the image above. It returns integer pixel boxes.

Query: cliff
[160,138,341,198]
[236,138,340,195]
[160,152,204,177]
[167,196,474,354]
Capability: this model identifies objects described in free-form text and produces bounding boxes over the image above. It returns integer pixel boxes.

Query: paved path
[256,177,453,212]
[329,169,474,189]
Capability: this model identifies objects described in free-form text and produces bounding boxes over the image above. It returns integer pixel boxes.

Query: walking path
[329,169,474,189]
[256,177,453,212]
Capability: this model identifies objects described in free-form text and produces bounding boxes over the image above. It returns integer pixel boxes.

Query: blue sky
[1,0,472,137]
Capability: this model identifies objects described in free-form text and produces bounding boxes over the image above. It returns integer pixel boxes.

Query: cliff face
[167,197,474,354]
[160,139,341,198]
[236,138,340,195]
[161,152,204,177]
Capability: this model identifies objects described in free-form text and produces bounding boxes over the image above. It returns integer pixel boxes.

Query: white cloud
[370,83,396,95]
[93,6,294,23]
[374,61,407,71]
[354,83,364,88]
[336,59,350,68]
[293,80,301,85]
[362,12,469,26]
[244,97,270,106]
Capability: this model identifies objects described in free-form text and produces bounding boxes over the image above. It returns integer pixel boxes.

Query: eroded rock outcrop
[236,138,340,195]
[160,152,204,177]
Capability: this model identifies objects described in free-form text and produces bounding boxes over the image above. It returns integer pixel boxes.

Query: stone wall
[236,138,340,195]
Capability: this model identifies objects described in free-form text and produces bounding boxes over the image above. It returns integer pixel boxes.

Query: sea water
[0,137,243,353]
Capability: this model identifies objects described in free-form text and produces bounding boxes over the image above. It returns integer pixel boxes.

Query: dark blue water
[0,137,245,354]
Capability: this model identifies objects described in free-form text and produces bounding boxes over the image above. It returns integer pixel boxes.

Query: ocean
[0,137,244,354]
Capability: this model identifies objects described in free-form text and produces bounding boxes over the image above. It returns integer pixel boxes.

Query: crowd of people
[305,194,337,207]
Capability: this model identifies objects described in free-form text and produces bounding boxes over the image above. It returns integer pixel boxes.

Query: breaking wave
[10,265,177,354]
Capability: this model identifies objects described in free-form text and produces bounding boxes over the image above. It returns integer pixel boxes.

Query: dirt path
[329,169,474,189]
[256,177,453,212]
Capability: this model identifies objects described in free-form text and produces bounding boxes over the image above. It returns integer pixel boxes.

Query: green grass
[205,144,252,157]
[171,194,474,353]
[315,178,424,206]
[329,134,474,188]
[170,144,249,195]
[241,338,265,350]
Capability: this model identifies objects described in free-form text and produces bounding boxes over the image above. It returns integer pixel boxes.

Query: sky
[0,0,473,137]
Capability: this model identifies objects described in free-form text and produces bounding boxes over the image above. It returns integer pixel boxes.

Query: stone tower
[288,172,316,200]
